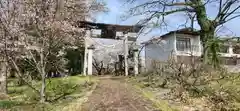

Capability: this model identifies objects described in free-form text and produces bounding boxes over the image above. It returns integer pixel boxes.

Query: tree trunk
[40,50,46,103]
[40,72,46,103]
[193,0,217,64]
[200,29,215,64]
[1,28,8,94]
[0,61,7,94]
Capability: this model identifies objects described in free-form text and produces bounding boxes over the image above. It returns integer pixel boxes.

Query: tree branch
[215,0,240,24]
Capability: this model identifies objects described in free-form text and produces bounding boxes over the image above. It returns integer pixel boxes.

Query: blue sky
[96,0,240,43]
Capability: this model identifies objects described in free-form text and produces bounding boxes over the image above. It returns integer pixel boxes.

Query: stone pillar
[83,46,88,76]
[140,56,146,73]
[123,33,128,76]
[229,44,234,55]
[87,45,95,75]
[83,30,91,76]
[133,49,139,75]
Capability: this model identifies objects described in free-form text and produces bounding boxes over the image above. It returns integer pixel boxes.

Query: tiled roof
[142,28,199,45]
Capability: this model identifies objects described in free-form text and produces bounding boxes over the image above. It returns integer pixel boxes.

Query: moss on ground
[1,76,96,111]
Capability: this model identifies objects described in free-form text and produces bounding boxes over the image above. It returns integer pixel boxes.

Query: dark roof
[219,37,240,45]
[160,28,199,37]
[219,37,240,41]
[76,21,143,33]
[142,28,199,44]
[141,37,163,45]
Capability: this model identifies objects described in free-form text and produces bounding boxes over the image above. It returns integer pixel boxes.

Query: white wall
[145,34,175,71]
[144,33,203,71]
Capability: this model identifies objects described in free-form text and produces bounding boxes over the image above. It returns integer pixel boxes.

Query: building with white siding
[143,28,240,72]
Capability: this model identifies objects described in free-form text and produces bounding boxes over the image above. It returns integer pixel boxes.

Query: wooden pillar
[87,45,95,75]
[124,33,128,76]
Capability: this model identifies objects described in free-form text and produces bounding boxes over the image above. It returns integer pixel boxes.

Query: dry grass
[128,65,240,111]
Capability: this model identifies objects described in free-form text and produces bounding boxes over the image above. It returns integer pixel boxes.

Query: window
[219,45,228,53]
[91,29,102,38]
[233,46,240,54]
[176,37,191,51]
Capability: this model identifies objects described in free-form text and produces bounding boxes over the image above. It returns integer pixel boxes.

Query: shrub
[138,58,240,110]
[23,90,40,102]
[46,78,80,101]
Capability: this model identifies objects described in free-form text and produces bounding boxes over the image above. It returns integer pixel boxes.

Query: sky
[95,0,240,43]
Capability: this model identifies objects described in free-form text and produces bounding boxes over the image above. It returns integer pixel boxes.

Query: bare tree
[93,58,104,75]
[124,0,240,64]
[92,46,117,75]
[0,0,106,102]
[91,39,126,75]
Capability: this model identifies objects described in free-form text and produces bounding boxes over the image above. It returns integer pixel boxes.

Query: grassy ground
[0,76,97,111]
[127,77,179,111]
[127,73,240,111]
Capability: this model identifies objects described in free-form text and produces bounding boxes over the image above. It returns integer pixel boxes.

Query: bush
[23,90,40,102]
[7,76,95,111]
[137,59,240,110]
[46,78,81,101]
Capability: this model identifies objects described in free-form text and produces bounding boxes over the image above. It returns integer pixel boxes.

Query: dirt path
[81,76,155,111]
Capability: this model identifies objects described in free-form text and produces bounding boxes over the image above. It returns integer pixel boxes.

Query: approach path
[81,76,156,111]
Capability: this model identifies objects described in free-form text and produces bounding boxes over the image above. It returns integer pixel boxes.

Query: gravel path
[81,77,155,111]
